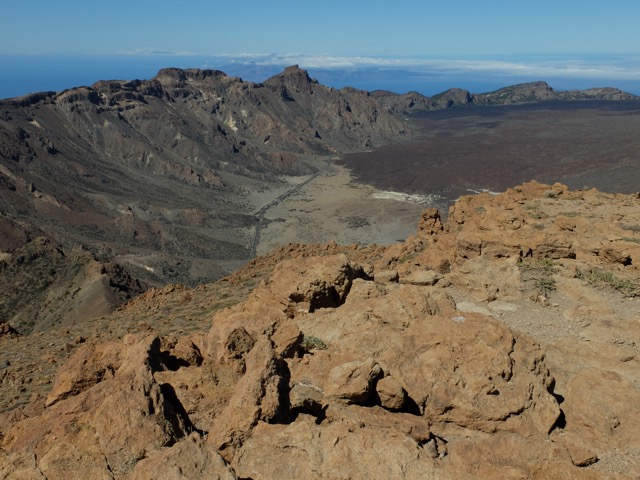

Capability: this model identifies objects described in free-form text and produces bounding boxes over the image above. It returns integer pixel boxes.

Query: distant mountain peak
[512,80,552,88]
[264,65,318,98]
[152,67,228,87]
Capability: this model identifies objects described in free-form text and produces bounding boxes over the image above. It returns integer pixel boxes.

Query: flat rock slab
[456,301,495,317]
[399,270,441,286]
[488,301,519,312]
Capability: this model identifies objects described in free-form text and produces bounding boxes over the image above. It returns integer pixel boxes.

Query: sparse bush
[534,276,557,296]
[301,334,328,351]
[543,190,558,199]
[527,210,547,220]
[559,211,579,217]
[398,251,419,264]
[576,268,640,297]
[518,258,558,296]
[518,258,556,272]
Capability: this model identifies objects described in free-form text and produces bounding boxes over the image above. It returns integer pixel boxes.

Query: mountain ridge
[0,65,405,258]
[373,80,639,113]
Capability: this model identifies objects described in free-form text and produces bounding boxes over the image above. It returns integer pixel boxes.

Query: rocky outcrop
[0,253,600,477]
[2,335,198,478]
[382,181,639,301]
[2,183,640,478]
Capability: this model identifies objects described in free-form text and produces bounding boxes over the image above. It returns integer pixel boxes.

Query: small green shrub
[518,258,558,296]
[534,276,557,296]
[301,334,328,351]
[398,251,419,264]
[518,258,557,273]
[620,223,640,233]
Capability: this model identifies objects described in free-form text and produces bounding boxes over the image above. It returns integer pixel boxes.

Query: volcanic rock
[130,433,238,480]
[376,375,407,411]
[2,183,640,478]
[0,322,19,339]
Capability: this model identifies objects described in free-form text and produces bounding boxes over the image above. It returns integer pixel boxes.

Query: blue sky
[1,0,639,98]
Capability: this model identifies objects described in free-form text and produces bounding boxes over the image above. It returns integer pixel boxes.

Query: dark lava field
[342,100,640,200]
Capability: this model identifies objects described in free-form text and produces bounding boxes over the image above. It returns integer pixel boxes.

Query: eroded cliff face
[1,182,639,479]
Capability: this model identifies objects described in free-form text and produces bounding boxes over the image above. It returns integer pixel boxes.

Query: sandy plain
[248,161,441,257]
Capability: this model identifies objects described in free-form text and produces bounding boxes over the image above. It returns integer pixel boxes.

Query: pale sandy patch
[371,191,444,204]
[255,164,432,256]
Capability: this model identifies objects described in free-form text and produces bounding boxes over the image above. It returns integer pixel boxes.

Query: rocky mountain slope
[0,64,406,259]
[373,81,639,114]
[1,182,639,478]
[0,237,144,334]
[0,66,409,328]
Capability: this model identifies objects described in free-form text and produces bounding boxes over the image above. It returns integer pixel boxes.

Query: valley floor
[246,159,437,257]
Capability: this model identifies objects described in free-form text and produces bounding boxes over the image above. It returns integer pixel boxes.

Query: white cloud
[118,48,198,56]
[107,50,640,81]
[212,53,640,81]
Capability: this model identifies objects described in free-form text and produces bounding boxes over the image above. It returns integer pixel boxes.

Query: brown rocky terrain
[1,182,639,479]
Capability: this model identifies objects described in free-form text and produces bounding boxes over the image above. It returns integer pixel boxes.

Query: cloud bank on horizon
[192,52,640,96]
[210,52,640,82]
[112,49,640,82]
